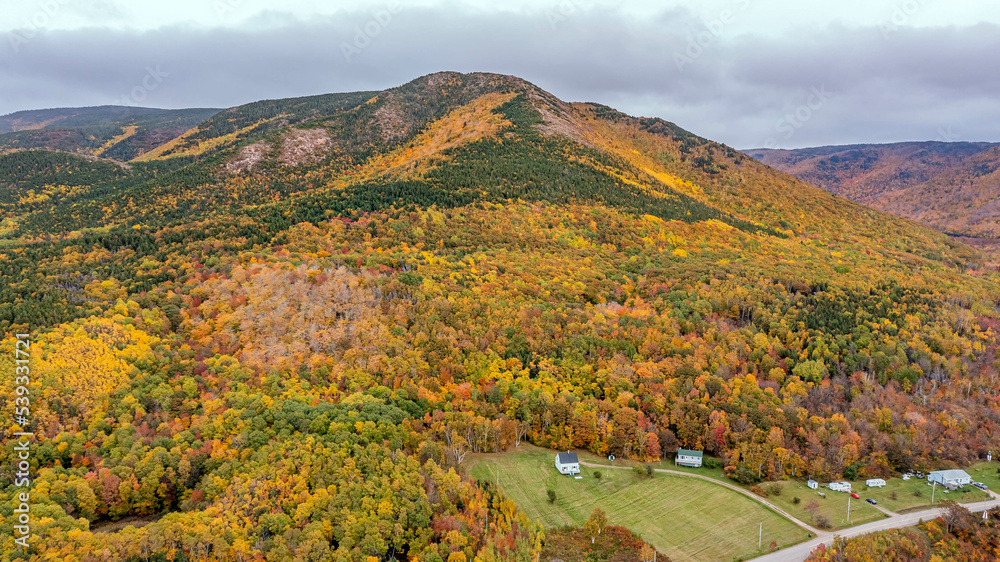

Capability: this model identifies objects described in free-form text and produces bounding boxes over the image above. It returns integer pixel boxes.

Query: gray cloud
[1,5,998,149]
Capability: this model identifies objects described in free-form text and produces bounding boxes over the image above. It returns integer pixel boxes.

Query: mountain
[878,145,1000,237]
[745,141,1000,237]
[1,72,998,561]
[0,105,221,160]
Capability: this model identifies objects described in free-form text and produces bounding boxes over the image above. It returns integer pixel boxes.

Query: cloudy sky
[2,0,999,148]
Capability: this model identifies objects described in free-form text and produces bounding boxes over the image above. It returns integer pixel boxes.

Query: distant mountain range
[0,105,220,160]
[746,142,1000,238]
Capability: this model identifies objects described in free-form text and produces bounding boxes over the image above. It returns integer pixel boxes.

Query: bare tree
[444,427,469,465]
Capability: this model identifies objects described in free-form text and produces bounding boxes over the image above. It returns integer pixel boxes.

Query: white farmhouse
[927,469,972,490]
[675,449,704,468]
[555,452,580,476]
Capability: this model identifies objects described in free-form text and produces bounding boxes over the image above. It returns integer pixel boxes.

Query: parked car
[975,482,989,491]
[851,493,860,499]
[866,498,877,505]
[916,472,925,478]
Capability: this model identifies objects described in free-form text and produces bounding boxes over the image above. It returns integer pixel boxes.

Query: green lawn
[759,481,886,531]
[966,461,1000,493]
[469,445,810,562]
[764,475,991,524]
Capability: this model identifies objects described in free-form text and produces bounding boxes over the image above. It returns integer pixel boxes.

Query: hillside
[879,145,1000,237]
[0,105,221,160]
[1,72,999,561]
[746,142,1000,237]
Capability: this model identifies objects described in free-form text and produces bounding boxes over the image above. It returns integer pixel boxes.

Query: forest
[1,71,999,560]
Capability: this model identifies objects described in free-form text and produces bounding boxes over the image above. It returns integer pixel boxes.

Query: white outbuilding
[866,478,886,488]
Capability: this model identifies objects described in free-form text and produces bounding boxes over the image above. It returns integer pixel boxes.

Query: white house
[555,452,580,476]
[807,479,819,489]
[928,469,972,490]
[866,478,886,488]
[675,449,704,468]
[829,482,852,492]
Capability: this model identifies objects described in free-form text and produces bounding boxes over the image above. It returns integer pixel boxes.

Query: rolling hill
[1,72,999,561]
[0,105,221,160]
[746,142,1000,238]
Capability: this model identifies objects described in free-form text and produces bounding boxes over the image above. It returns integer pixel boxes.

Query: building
[807,479,818,489]
[555,452,580,476]
[928,469,972,490]
[829,482,852,492]
[866,478,886,488]
[675,449,704,468]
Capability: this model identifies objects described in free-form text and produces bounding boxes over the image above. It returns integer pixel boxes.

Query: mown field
[469,445,810,562]
[757,481,886,531]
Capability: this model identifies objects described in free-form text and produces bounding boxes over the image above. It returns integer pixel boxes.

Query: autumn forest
[1,71,1000,561]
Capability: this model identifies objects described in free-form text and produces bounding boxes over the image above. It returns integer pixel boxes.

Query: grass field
[469,445,810,562]
[966,461,1000,492]
[763,475,991,525]
[861,476,989,512]
[759,481,886,531]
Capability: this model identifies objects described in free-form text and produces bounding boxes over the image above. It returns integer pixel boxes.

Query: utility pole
[932,480,936,504]
[758,522,762,550]
[847,494,851,524]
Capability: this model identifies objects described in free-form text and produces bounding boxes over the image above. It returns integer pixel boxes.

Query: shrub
[645,464,655,477]
[815,515,832,530]
[890,491,898,501]
[594,470,602,480]
[703,457,722,469]
[914,489,923,498]
[547,489,557,504]
[767,484,782,496]
[750,485,769,498]
[793,496,801,505]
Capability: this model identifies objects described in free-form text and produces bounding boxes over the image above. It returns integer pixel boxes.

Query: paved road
[750,491,1000,562]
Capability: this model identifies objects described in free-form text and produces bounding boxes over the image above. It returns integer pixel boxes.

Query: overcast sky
[2,0,999,148]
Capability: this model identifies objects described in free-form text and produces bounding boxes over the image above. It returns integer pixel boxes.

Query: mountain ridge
[746,141,1000,238]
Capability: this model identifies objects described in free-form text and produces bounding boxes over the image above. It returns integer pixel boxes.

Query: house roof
[557,452,579,464]
[929,469,971,480]
[677,449,704,458]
